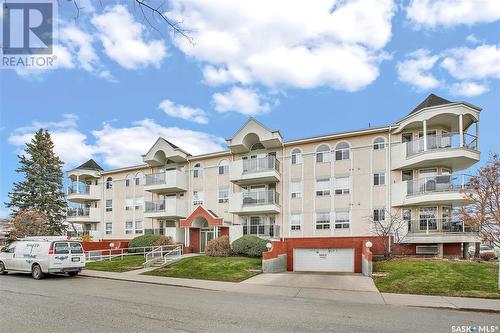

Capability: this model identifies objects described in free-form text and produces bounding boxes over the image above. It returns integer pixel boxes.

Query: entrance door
[200,228,215,253]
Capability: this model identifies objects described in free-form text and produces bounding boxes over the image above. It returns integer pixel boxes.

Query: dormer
[142,138,191,166]
[226,118,283,154]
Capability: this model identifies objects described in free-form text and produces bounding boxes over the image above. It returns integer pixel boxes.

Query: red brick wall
[443,243,462,256]
[82,241,129,251]
[219,227,229,237]
[189,228,200,253]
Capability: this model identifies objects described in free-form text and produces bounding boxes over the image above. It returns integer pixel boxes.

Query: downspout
[388,125,392,253]
[281,142,284,242]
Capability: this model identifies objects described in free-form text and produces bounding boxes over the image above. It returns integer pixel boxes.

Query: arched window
[335,142,350,161]
[106,177,113,189]
[135,172,144,186]
[251,142,265,151]
[316,144,330,163]
[291,148,302,165]
[218,159,229,175]
[373,137,385,150]
[125,174,132,187]
[193,163,202,178]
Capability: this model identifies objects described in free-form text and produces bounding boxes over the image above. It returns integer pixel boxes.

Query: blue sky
[1,0,499,218]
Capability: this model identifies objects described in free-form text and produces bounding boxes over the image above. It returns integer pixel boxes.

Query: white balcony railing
[406,175,470,196]
[242,190,280,205]
[406,132,478,157]
[144,198,187,217]
[407,219,476,234]
[242,224,280,238]
[67,207,100,222]
[242,156,280,174]
[67,207,90,217]
[144,170,187,192]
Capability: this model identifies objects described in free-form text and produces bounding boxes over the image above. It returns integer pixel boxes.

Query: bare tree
[461,154,500,248]
[7,209,51,239]
[368,209,409,257]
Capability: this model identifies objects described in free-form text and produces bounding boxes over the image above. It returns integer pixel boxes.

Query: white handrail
[144,245,183,267]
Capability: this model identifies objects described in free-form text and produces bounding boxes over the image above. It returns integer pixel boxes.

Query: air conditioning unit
[416,245,438,255]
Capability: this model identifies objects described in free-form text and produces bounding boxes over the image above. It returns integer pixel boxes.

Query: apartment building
[66,94,481,272]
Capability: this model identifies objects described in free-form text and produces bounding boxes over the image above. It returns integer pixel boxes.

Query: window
[291,213,301,231]
[316,145,330,163]
[105,223,112,235]
[125,221,133,234]
[251,142,265,151]
[54,242,70,254]
[441,168,452,175]
[69,242,83,254]
[373,209,385,222]
[135,172,144,186]
[291,148,302,165]
[316,212,330,230]
[135,197,144,210]
[218,188,229,203]
[316,178,330,196]
[402,170,413,181]
[125,174,132,187]
[334,176,350,195]
[335,142,350,160]
[193,163,202,178]
[373,172,385,186]
[403,208,412,232]
[106,177,113,189]
[291,180,302,198]
[193,191,204,205]
[419,207,437,231]
[335,210,350,229]
[105,199,112,212]
[402,133,412,143]
[218,160,229,175]
[135,220,143,234]
[373,137,385,150]
[125,198,134,211]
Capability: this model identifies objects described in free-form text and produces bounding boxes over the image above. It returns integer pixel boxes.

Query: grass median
[373,258,500,299]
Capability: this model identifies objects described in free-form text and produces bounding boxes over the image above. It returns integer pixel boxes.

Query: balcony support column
[459,114,464,148]
[475,121,479,149]
[76,175,80,193]
[437,243,443,258]
[422,120,427,151]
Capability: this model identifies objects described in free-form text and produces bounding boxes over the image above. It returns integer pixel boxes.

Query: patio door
[419,207,437,232]
[200,228,215,253]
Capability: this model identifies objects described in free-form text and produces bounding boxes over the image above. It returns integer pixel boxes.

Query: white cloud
[466,34,480,44]
[406,0,500,29]
[396,49,441,91]
[91,5,167,70]
[440,45,500,81]
[8,115,226,169]
[60,25,99,72]
[212,87,276,116]
[92,119,225,167]
[449,81,489,97]
[167,0,395,91]
[158,99,209,124]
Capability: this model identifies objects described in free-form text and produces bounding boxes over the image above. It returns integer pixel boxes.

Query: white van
[0,237,86,279]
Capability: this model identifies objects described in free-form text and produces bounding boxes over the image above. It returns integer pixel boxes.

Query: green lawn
[373,258,500,299]
[143,256,262,282]
[85,255,145,272]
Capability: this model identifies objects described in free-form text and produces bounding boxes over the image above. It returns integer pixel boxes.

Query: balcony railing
[242,190,280,206]
[67,207,90,217]
[408,219,476,234]
[144,200,166,213]
[407,175,470,196]
[242,224,280,238]
[406,132,478,157]
[242,156,280,174]
[145,173,166,186]
[67,184,90,195]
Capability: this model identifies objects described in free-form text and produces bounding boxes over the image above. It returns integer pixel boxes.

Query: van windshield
[70,242,83,254]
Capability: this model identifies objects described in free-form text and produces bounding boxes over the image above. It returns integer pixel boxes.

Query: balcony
[144,198,188,219]
[229,190,281,214]
[67,207,100,223]
[230,156,281,185]
[392,175,470,206]
[66,184,101,202]
[242,224,280,238]
[392,133,480,170]
[405,219,479,244]
[144,170,188,193]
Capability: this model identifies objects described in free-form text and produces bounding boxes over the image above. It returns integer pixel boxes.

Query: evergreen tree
[6,129,67,235]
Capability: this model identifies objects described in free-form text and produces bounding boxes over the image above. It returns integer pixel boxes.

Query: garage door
[293,248,355,272]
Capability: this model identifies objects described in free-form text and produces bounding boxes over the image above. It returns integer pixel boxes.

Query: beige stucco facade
[66,95,481,254]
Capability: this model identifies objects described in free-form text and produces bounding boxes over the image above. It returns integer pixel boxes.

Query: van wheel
[67,272,78,277]
[0,262,7,275]
[31,264,44,280]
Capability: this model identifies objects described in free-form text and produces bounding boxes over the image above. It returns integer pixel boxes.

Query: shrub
[206,236,231,257]
[231,235,268,257]
[480,252,495,261]
[153,235,174,247]
[128,235,161,252]
[80,234,93,242]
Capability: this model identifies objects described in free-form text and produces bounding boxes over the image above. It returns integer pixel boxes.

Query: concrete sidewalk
[80,269,500,312]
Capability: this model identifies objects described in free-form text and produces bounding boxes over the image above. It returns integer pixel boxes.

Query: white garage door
[293,248,355,272]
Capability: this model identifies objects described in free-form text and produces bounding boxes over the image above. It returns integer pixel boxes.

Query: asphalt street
[0,273,499,333]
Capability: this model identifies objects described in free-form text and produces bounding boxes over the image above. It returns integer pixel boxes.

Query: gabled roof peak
[75,159,103,171]
[410,93,452,114]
